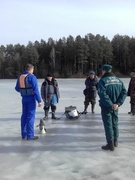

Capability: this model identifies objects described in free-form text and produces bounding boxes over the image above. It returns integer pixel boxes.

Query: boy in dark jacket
[82,71,98,114]
[98,64,127,151]
[127,69,135,115]
[41,73,60,120]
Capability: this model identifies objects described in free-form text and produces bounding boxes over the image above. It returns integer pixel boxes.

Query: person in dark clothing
[82,71,98,114]
[41,73,60,120]
[98,64,127,151]
[127,69,135,115]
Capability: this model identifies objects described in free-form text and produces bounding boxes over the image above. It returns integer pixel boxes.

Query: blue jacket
[15,71,41,103]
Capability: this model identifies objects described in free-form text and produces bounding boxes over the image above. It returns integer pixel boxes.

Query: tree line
[0,33,135,79]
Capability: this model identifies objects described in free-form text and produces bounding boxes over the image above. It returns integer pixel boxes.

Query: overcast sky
[0,0,135,46]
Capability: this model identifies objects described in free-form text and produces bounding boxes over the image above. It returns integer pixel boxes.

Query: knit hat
[89,71,95,75]
[46,73,52,77]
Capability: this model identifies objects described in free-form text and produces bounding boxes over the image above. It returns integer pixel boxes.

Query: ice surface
[0,78,135,180]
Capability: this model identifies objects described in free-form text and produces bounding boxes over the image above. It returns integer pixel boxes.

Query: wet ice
[0,78,135,180]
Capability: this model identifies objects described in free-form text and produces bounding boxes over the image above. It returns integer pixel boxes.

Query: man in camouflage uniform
[82,71,98,114]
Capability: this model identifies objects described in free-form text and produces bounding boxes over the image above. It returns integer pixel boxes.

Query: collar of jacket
[23,71,31,75]
[102,72,115,78]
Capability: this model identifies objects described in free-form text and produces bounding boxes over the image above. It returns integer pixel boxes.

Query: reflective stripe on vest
[19,74,33,95]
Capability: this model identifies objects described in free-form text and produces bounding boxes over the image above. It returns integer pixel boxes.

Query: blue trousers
[21,96,36,139]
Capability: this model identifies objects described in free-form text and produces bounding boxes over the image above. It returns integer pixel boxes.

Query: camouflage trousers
[84,97,96,106]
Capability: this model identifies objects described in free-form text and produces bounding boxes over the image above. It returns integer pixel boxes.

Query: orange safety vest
[19,74,33,95]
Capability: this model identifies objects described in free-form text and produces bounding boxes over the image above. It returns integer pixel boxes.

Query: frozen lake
[0,78,135,180]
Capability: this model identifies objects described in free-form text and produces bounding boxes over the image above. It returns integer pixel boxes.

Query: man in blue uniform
[15,63,42,140]
[98,64,127,151]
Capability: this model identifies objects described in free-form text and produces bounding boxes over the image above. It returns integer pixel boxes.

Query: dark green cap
[101,64,112,71]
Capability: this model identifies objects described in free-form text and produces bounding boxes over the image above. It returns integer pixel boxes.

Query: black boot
[82,105,88,114]
[91,104,95,113]
[27,136,39,140]
[131,104,135,115]
[43,110,49,120]
[128,104,132,114]
[51,106,57,119]
[114,139,118,147]
[101,141,115,151]
[52,112,56,119]
[43,106,49,120]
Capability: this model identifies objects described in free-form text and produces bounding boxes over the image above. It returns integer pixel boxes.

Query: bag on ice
[65,106,80,119]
